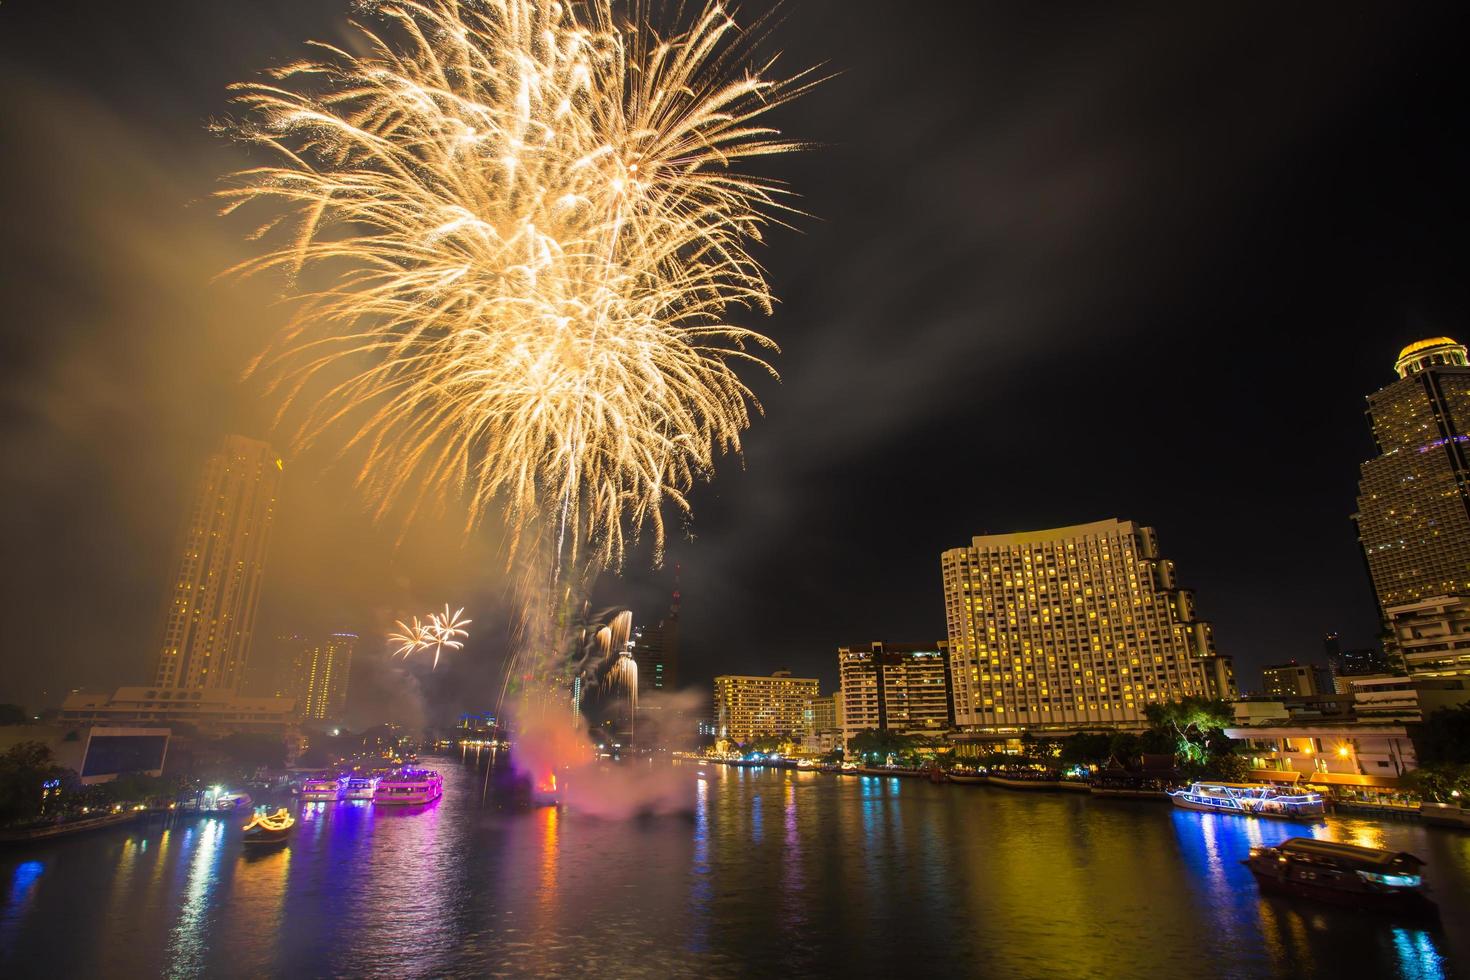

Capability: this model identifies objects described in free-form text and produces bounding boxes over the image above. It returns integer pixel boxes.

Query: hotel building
[837,642,953,746]
[713,671,820,743]
[1354,338,1470,615]
[153,435,282,692]
[1386,594,1470,681]
[941,518,1225,734]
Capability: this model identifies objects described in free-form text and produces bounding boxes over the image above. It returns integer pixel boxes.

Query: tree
[849,729,919,763]
[1144,698,1235,766]
[0,743,74,825]
[0,704,29,726]
[1418,701,1470,766]
[1058,733,1113,768]
[1404,762,1470,803]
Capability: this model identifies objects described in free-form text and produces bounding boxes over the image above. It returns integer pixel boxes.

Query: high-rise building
[941,518,1223,734]
[1354,338,1470,615]
[631,586,680,695]
[837,642,953,746]
[1386,595,1470,681]
[713,671,820,743]
[296,633,357,721]
[258,632,357,721]
[1261,662,1324,698]
[153,435,282,692]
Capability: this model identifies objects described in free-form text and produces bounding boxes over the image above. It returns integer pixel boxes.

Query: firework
[220,0,813,573]
[425,605,473,667]
[387,616,431,659]
[388,605,472,668]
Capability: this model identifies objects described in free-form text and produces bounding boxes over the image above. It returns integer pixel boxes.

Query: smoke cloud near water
[511,688,705,819]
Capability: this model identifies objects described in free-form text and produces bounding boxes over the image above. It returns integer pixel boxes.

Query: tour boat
[301,776,346,802]
[343,775,380,801]
[242,808,295,846]
[212,790,253,811]
[1168,781,1325,819]
[372,768,444,806]
[1244,838,1435,914]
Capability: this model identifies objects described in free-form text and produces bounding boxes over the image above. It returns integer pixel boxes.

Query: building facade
[1387,594,1470,681]
[941,518,1222,734]
[631,590,680,696]
[1261,661,1332,698]
[837,642,953,746]
[802,693,844,754]
[153,435,282,692]
[296,633,357,721]
[1354,338,1470,615]
[60,687,296,734]
[713,671,820,743]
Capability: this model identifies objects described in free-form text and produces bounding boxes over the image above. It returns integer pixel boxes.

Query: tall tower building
[632,575,681,695]
[1354,337,1470,613]
[153,435,281,691]
[296,632,357,721]
[942,519,1222,733]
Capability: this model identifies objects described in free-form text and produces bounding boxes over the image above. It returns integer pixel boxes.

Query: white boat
[1168,781,1325,819]
[301,776,346,802]
[372,769,444,806]
[343,775,380,801]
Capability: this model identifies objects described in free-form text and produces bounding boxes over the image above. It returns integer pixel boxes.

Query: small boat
[1169,782,1325,819]
[1089,771,1169,800]
[343,775,380,801]
[242,808,295,846]
[300,776,346,802]
[795,759,818,770]
[1244,838,1436,914]
[1419,802,1470,830]
[372,768,443,806]
[213,790,253,811]
[988,770,1065,791]
[947,770,988,785]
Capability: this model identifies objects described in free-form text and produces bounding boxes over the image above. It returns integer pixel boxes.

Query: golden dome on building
[1394,337,1467,378]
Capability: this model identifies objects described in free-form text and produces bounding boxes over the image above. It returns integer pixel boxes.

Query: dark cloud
[2,1,1467,713]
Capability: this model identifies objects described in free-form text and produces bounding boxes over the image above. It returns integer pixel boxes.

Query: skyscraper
[631,579,681,695]
[153,435,281,691]
[1354,337,1470,614]
[942,518,1223,733]
[296,633,358,721]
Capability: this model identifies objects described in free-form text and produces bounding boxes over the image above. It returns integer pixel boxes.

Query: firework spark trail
[220,0,813,582]
[224,0,810,751]
[389,605,473,668]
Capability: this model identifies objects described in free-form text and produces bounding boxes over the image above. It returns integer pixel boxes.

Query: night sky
[3,2,1468,721]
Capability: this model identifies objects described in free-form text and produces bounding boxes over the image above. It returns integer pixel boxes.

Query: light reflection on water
[0,762,1466,979]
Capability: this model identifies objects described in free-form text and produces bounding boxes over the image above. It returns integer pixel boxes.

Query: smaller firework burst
[389,606,473,668]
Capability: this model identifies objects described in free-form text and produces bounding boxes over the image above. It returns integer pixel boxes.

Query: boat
[987,770,1065,791]
[796,759,818,770]
[1419,801,1470,830]
[1089,770,1170,800]
[242,808,295,846]
[0,810,140,844]
[1244,838,1436,914]
[211,790,253,811]
[1168,781,1325,819]
[343,775,380,801]
[300,776,346,802]
[947,770,988,785]
[372,768,444,806]
[858,765,922,777]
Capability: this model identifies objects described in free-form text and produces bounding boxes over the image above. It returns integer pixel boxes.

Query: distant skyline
[4,2,1469,713]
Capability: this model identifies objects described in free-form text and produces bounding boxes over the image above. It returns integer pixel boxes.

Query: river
[2,757,1467,978]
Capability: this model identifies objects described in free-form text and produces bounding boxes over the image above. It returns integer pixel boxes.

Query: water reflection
[1,763,1467,978]
[168,818,224,976]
